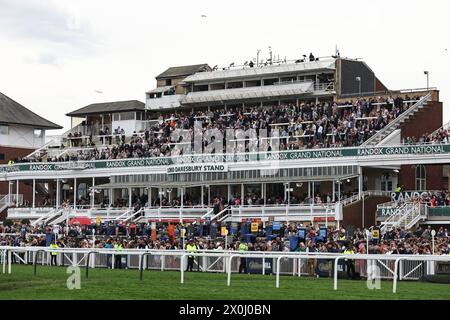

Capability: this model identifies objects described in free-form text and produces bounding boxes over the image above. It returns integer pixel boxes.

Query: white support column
[7,182,12,205]
[16,180,19,207]
[128,188,132,208]
[73,178,77,209]
[338,181,341,202]
[32,179,36,208]
[181,187,184,208]
[332,181,335,202]
[227,184,230,204]
[56,179,60,209]
[91,177,95,209]
[263,183,266,206]
[148,187,152,208]
[201,186,204,207]
[241,184,244,202]
[109,188,113,207]
[208,186,210,206]
[308,181,311,199]
[358,167,363,201]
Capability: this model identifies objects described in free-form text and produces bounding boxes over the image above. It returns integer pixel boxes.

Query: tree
[21,218,30,225]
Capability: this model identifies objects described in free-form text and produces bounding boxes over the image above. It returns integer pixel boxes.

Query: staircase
[0,195,9,214]
[31,208,64,227]
[112,208,135,222]
[340,190,391,207]
[362,93,433,146]
[380,202,426,233]
[0,194,23,216]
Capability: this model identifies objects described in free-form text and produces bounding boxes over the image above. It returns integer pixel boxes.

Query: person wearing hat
[185,239,197,272]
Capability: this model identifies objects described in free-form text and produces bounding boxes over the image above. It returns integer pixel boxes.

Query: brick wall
[399,101,444,190]
[342,196,391,228]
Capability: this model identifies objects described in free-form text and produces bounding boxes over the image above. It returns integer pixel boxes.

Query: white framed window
[34,129,43,139]
[416,165,426,190]
[0,125,9,135]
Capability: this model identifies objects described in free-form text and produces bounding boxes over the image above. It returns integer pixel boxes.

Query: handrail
[210,206,231,221]
[113,208,134,222]
[362,93,432,146]
[123,208,145,223]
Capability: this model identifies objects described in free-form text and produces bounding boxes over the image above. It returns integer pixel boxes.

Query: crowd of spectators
[1,220,448,256]
[402,127,450,145]
[13,95,422,164]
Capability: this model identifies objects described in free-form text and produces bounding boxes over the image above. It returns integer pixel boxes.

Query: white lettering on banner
[167,164,228,174]
[106,161,126,168]
[357,148,383,156]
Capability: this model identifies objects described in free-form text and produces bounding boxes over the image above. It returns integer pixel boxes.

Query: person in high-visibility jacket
[50,242,58,266]
[238,241,248,274]
[343,246,356,279]
[7,160,14,166]
[185,239,197,272]
[114,240,124,269]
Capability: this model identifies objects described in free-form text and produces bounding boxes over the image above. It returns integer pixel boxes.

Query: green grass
[0,265,449,300]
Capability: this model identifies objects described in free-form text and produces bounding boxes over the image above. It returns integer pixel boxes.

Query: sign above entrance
[167,164,228,174]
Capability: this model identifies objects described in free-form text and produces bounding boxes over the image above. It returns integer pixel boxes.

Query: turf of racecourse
[0,265,449,299]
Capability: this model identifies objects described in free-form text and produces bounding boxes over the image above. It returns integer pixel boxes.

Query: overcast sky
[0,0,449,134]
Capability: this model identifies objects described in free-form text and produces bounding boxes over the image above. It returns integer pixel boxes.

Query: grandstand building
[1,55,449,233]
[0,92,62,219]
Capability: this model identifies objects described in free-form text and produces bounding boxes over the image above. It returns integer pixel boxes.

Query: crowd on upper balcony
[11,95,422,164]
[402,127,450,145]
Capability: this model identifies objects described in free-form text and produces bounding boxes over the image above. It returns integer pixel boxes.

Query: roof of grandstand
[155,64,211,80]
[0,92,62,129]
[183,59,336,83]
[66,100,145,117]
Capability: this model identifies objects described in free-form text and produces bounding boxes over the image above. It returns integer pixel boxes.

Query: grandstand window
[119,112,135,121]
[226,81,243,89]
[0,153,4,160]
[165,79,172,86]
[193,84,208,92]
[263,78,278,86]
[210,83,225,90]
[381,173,393,192]
[416,165,426,190]
[0,125,8,135]
[280,75,297,83]
[244,80,260,88]
[34,129,43,138]
[113,113,120,121]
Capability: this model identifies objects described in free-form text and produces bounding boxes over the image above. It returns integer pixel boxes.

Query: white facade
[0,124,45,149]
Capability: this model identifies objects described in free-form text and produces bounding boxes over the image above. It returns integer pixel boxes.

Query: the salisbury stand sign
[167,164,228,174]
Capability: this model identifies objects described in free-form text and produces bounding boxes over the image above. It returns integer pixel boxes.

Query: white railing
[210,206,231,222]
[362,92,432,146]
[25,136,62,159]
[340,190,391,207]
[143,207,210,221]
[0,194,23,212]
[1,246,449,293]
[31,208,58,227]
[380,202,423,233]
[230,204,337,222]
